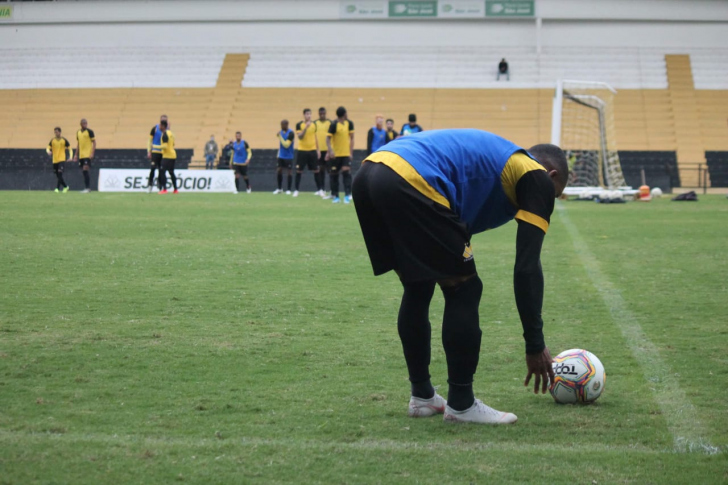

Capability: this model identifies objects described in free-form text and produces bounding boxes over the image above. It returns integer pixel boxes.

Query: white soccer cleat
[322,194,332,200]
[408,393,447,418]
[233,190,238,194]
[246,188,252,193]
[273,189,281,194]
[443,399,517,425]
[293,190,299,197]
[285,190,292,195]
[81,189,90,194]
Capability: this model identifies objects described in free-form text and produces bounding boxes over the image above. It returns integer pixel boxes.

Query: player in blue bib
[230,131,252,194]
[352,129,568,425]
[274,120,295,194]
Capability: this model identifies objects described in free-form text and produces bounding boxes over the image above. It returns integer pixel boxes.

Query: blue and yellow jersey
[161,130,176,159]
[148,124,163,154]
[47,137,72,163]
[76,128,95,159]
[231,140,251,165]
[327,119,355,158]
[278,129,295,160]
[365,129,553,235]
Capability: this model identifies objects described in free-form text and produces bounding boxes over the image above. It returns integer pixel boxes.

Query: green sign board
[485,1,534,17]
[0,5,13,21]
[389,1,438,17]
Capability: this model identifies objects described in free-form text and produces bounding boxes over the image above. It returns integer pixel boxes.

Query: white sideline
[556,202,720,455]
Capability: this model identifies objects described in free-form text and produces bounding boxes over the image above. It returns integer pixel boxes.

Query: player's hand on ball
[525,347,555,394]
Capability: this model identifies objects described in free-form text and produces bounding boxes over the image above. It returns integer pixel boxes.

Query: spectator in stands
[400,114,423,137]
[315,107,332,198]
[367,114,387,156]
[204,135,218,170]
[326,106,355,204]
[220,139,233,169]
[497,58,509,81]
[73,118,95,193]
[46,127,73,193]
[274,120,295,194]
[386,118,398,144]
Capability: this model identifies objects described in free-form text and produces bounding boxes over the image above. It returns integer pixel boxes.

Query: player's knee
[439,274,482,300]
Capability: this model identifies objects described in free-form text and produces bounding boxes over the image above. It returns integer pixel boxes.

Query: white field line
[0,430,667,455]
[556,202,720,455]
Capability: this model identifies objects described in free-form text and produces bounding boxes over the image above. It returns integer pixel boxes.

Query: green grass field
[0,191,726,484]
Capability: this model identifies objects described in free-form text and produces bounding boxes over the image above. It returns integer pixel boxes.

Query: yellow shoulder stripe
[515,210,549,233]
[364,152,451,209]
[501,152,546,206]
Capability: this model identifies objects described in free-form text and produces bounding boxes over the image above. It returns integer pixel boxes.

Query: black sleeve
[244,141,250,149]
[296,121,303,131]
[150,126,156,137]
[366,128,374,155]
[515,169,555,231]
[512,170,555,355]
[63,137,71,148]
[286,131,294,141]
[328,121,337,135]
[514,221,546,355]
[162,132,169,143]
[348,120,354,132]
[88,129,95,139]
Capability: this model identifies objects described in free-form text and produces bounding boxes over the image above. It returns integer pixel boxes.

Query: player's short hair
[303,108,311,115]
[235,131,241,135]
[160,120,168,128]
[386,118,394,123]
[336,106,346,117]
[319,107,326,112]
[528,144,569,186]
[80,118,87,124]
[408,113,417,122]
[54,127,61,132]
[375,113,384,119]
[160,114,168,119]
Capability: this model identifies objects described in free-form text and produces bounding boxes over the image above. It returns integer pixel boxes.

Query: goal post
[551,80,626,189]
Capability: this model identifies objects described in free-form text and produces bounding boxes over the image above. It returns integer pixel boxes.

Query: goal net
[551,80,626,189]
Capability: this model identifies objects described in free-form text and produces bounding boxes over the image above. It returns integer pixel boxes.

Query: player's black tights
[330,170,352,199]
[148,166,157,189]
[55,171,67,190]
[159,168,177,191]
[398,280,437,399]
[82,170,90,189]
[441,275,483,410]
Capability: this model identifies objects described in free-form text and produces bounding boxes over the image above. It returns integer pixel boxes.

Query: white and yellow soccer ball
[550,349,605,404]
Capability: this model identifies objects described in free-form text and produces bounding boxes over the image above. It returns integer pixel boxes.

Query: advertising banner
[0,5,13,21]
[485,1,534,17]
[98,169,236,193]
[339,1,388,18]
[438,1,484,18]
[388,1,438,17]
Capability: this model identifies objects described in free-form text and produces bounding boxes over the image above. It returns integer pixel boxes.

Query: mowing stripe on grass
[556,202,719,455]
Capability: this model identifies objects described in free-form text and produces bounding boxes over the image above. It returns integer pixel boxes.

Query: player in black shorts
[230,131,252,194]
[147,114,168,193]
[314,107,331,197]
[293,108,321,197]
[352,129,568,424]
[326,106,355,204]
[73,118,95,193]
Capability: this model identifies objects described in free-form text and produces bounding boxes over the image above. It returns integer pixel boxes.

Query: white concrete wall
[0,0,726,50]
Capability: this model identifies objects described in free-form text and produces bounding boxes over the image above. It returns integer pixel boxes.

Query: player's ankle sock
[277,172,282,189]
[169,172,177,190]
[295,172,302,190]
[342,171,352,196]
[244,178,250,189]
[330,173,339,197]
[148,169,155,188]
[235,178,240,191]
[83,171,90,189]
[398,280,436,393]
[441,275,483,408]
[287,174,292,191]
[447,383,475,411]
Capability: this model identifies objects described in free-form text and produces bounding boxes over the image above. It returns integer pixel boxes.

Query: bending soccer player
[326,106,355,204]
[230,131,252,194]
[46,127,73,193]
[147,114,168,193]
[274,120,295,194]
[158,120,177,194]
[294,108,321,197]
[352,129,567,424]
[73,118,95,193]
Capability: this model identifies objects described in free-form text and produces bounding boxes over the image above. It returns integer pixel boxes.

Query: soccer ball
[651,187,663,198]
[550,349,605,404]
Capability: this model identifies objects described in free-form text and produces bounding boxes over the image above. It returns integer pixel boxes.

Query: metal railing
[678,163,710,193]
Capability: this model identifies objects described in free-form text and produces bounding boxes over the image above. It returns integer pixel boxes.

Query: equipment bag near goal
[551,80,626,189]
